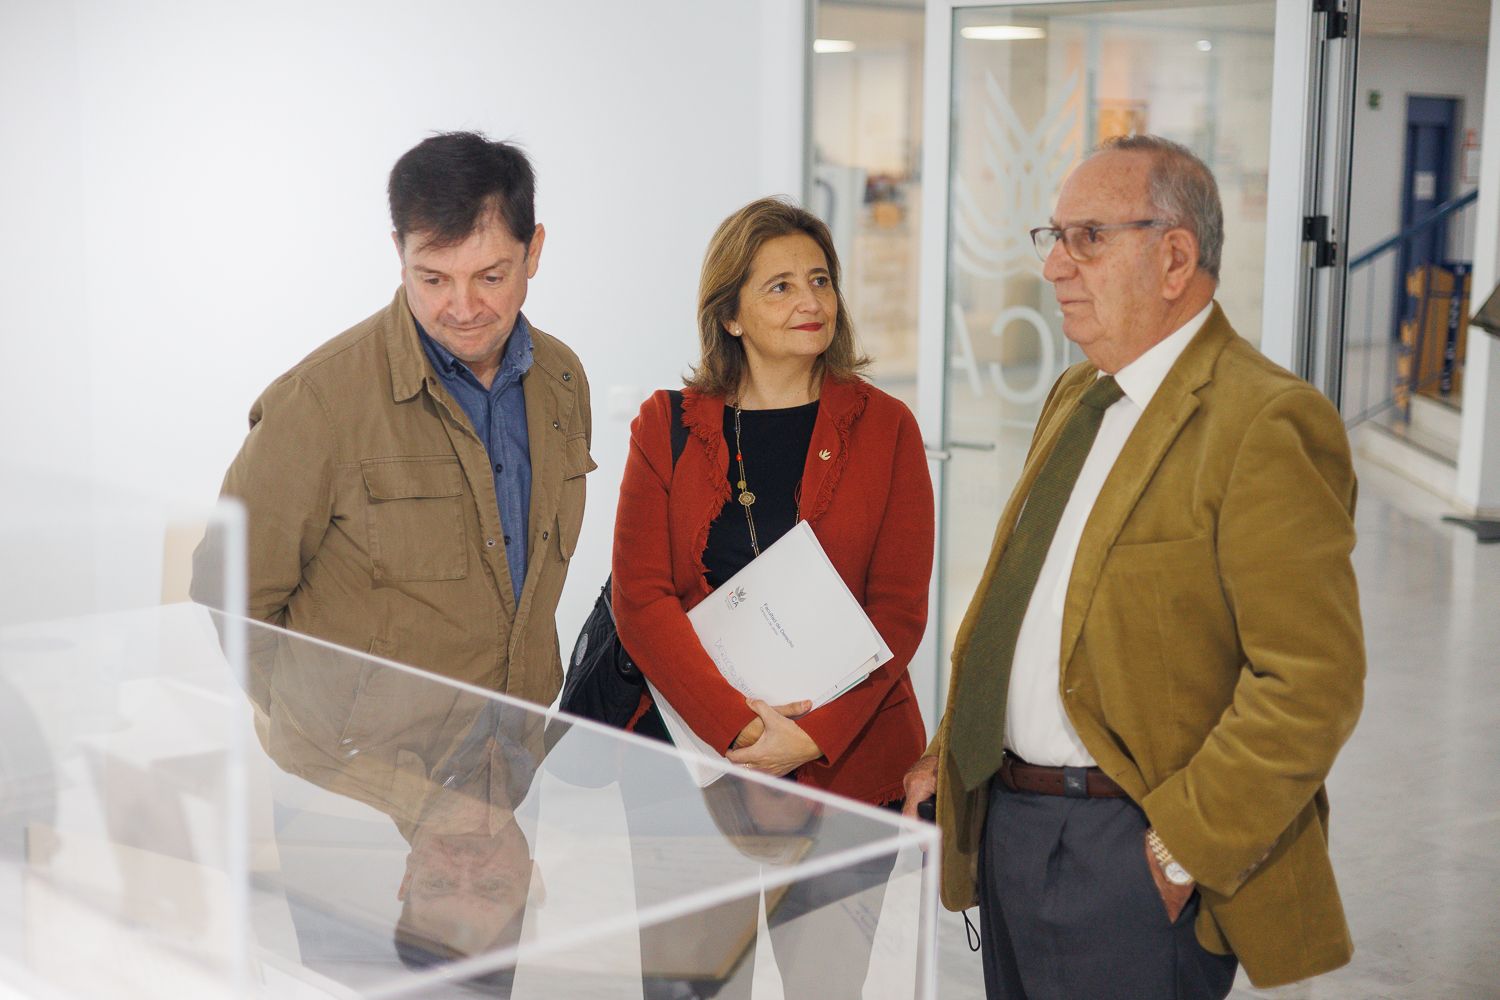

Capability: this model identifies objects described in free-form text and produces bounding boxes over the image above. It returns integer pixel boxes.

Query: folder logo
[724,585,748,610]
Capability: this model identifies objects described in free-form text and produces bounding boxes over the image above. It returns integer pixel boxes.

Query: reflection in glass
[812,1,927,410]
[0,603,935,998]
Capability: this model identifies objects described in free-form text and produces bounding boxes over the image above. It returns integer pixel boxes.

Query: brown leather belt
[999,754,1127,799]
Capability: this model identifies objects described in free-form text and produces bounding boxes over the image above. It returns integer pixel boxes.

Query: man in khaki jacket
[904,136,1363,997]
[196,132,593,707]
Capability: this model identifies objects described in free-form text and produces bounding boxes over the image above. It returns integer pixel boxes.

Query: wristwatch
[1147,828,1194,886]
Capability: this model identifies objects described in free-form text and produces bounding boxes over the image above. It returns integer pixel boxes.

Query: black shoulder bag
[558,391,688,728]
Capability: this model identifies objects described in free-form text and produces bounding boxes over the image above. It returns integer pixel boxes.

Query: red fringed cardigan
[611,374,934,805]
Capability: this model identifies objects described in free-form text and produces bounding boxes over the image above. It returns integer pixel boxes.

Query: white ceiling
[822,0,1492,46]
[1361,0,1489,45]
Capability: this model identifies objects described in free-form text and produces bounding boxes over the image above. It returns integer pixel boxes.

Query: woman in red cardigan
[611,197,934,807]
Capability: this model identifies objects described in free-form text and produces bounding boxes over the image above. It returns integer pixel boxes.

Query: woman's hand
[730,698,812,750]
[726,698,822,777]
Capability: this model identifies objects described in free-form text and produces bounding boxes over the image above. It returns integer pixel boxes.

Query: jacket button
[552,419,560,429]
[562,371,572,381]
[485,538,497,548]
[541,530,550,541]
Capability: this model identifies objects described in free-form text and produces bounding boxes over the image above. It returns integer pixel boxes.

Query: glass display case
[0,479,937,999]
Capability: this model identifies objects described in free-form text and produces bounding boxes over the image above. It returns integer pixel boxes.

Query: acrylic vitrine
[0,477,937,999]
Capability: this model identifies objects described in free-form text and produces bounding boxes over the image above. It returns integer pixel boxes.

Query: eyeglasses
[1029,219,1175,262]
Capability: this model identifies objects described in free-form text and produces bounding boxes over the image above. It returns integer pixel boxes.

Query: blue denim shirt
[417,316,534,602]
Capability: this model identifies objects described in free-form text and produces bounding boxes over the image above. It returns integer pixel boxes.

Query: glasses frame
[1029,218,1176,262]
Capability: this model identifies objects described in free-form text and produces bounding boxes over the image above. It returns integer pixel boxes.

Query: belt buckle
[1062,766,1090,799]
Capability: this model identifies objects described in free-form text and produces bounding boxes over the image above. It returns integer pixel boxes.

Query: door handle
[925,439,998,461]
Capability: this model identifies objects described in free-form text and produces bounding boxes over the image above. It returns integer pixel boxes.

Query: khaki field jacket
[206,288,594,706]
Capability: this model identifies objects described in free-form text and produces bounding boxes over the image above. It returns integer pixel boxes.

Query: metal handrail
[1347,190,1478,271]
[1341,190,1478,430]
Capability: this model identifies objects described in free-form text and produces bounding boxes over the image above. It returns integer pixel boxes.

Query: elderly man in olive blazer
[905,136,1364,998]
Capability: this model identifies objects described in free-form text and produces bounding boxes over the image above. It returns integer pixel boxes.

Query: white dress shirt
[1003,302,1214,767]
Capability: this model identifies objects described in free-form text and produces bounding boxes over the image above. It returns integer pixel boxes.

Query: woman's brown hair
[686,196,869,396]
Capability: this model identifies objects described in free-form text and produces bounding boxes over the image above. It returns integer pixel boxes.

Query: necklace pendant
[738,490,756,507]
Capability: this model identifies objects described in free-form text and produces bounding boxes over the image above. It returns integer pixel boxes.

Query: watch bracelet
[1146,827,1175,867]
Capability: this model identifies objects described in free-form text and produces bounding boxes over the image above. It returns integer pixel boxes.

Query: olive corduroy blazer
[928,304,1365,989]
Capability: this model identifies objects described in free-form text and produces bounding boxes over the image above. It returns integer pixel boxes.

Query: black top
[702,400,820,589]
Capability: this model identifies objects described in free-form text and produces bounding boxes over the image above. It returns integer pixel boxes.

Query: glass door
[912,0,1358,720]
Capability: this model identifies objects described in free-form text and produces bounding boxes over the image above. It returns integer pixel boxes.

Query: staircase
[1342,191,1478,506]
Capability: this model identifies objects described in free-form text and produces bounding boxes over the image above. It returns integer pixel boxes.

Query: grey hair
[1094,134,1223,281]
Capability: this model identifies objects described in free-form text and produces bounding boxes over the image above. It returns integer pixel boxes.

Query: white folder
[648,521,893,785]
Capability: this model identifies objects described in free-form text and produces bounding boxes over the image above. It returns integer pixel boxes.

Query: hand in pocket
[1143,831,1196,923]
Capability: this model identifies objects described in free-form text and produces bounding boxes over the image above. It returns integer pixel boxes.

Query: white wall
[1348,36,1487,261]
[0,0,808,641]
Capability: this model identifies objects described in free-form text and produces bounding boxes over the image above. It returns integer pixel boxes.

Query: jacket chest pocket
[361,457,469,582]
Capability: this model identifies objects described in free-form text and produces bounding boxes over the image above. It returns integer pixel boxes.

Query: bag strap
[597,389,690,617]
[601,391,689,616]
[667,389,688,467]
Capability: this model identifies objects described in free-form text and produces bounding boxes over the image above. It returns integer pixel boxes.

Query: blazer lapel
[990,378,1086,553]
[947,373,1088,689]
[798,375,869,524]
[1057,307,1234,672]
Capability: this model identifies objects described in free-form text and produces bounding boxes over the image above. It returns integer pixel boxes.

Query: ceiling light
[961,25,1046,41]
[814,38,856,54]
[1196,39,1213,51]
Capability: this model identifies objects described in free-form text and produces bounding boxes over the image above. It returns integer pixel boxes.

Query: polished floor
[933,456,1500,999]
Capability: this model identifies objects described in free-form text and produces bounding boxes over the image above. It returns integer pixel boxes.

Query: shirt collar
[1109,300,1214,409]
[415,313,535,386]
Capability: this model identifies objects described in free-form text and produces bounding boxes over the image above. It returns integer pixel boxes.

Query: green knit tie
[949,375,1125,791]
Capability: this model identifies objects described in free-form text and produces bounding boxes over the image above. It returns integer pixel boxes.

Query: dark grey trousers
[979,781,1238,1000]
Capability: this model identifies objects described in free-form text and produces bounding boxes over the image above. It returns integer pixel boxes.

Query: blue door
[1394,96,1459,340]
